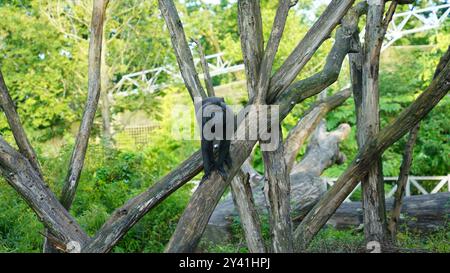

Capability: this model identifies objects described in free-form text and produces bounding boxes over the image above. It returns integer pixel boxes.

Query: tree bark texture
[359,0,388,245]
[230,170,266,253]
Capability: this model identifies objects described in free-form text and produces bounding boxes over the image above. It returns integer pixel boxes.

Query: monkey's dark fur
[196,97,233,181]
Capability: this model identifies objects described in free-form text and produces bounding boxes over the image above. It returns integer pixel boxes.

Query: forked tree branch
[61,0,110,209]
[0,137,89,249]
[159,0,207,101]
[276,2,367,117]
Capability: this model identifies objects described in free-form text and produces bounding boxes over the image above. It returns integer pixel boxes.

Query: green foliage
[0,110,196,252]
[0,5,86,140]
[0,184,44,252]
[397,224,450,253]
[307,227,364,253]
[207,217,450,253]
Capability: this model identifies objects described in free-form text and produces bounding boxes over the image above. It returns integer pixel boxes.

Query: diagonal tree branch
[61,0,109,210]
[276,2,367,118]
[159,0,207,101]
[387,41,446,241]
[0,71,43,179]
[230,169,266,253]
[387,122,419,241]
[268,0,355,101]
[237,0,264,100]
[284,88,352,173]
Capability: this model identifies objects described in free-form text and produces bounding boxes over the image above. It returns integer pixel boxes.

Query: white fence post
[405,176,411,197]
[448,174,450,192]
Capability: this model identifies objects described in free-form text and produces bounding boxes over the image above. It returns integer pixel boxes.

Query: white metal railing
[113,52,244,95]
[113,1,449,95]
[324,175,450,202]
[382,3,450,51]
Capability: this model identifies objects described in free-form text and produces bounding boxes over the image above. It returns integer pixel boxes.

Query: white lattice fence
[324,175,450,202]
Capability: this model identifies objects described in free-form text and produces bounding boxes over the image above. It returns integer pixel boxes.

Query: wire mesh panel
[115,125,158,148]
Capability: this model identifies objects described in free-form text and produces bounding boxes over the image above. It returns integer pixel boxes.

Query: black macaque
[196,97,234,181]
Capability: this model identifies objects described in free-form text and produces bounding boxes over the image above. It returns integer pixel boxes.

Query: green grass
[204,215,450,253]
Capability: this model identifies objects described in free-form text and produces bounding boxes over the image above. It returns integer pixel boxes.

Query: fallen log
[329,192,450,232]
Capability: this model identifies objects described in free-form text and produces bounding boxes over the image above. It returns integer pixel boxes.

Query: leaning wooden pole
[60,0,109,209]
[387,123,420,241]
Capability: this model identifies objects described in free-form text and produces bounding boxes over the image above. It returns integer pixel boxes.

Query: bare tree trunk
[388,123,420,241]
[230,169,266,253]
[44,0,109,253]
[237,0,263,100]
[359,0,388,246]
[263,131,293,253]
